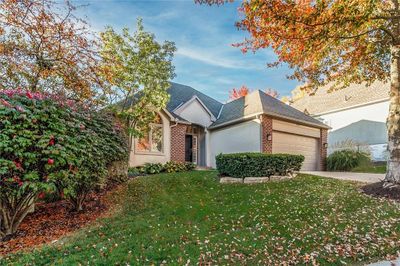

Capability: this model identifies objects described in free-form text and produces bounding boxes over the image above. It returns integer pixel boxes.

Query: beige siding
[129,111,171,167]
[272,132,320,171]
[273,119,320,138]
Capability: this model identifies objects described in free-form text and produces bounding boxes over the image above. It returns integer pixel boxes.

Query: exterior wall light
[267,134,272,141]
[323,143,328,148]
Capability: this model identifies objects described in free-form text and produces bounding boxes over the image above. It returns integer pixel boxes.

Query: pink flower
[26,91,33,99]
[14,160,22,169]
[49,136,55,146]
[47,158,54,165]
[0,99,12,108]
[15,106,25,112]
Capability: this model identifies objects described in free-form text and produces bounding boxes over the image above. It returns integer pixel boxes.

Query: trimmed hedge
[216,153,304,178]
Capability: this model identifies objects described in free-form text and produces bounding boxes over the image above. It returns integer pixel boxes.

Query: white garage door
[272,131,320,171]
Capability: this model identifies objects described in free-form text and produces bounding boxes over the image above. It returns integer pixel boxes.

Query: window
[136,115,164,153]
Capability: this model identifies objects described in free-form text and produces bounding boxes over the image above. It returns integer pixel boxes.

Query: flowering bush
[0,89,127,239]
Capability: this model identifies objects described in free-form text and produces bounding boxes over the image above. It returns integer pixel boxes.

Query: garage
[272,132,319,171]
[272,120,321,171]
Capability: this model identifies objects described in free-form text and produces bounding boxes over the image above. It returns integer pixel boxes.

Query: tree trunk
[385,45,400,184]
[0,193,35,240]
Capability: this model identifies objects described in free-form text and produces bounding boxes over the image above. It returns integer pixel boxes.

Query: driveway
[301,171,384,183]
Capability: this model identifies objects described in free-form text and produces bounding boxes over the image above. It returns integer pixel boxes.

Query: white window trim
[134,123,164,155]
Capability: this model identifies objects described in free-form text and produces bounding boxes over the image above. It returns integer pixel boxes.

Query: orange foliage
[229,85,250,100]
[0,0,101,100]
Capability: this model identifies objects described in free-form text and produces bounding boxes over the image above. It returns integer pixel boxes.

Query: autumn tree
[198,0,400,184]
[265,88,279,98]
[229,85,279,100]
[229,85,250,100]
[0,0,100,100]
[99,19,176,150]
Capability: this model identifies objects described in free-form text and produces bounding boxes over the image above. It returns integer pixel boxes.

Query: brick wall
[170,123,187,162]
[320,129,328,170]
[261,115,273,153]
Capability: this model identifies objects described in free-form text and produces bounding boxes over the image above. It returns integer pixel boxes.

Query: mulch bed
[0,186,119,256]
[361,181,400,201]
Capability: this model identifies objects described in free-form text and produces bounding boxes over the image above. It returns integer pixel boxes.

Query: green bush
[184,162,197,171]
[216,153,304,178]
[129,161,197,176]
[164,161,187,173]
[327,150,370,171]
[0,90,127,238]
[142,163,164,174]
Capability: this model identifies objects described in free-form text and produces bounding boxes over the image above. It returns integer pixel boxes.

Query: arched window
[135,114,163,153]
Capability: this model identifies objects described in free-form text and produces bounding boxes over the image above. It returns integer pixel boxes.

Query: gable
[166,82,223,118]
[174,98,214,127]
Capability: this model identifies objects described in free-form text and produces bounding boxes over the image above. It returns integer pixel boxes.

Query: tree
[99,19,176,150]
[197,0,400,184]
[0,0,101,100]
[229,85,250,100]
[265,88,279,98]
[282,84,309,104]
[229,85,279,100]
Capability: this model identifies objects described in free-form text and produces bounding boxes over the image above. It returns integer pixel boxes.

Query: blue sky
[76,0,300,102]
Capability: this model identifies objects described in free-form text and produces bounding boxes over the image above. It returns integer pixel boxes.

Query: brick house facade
[170,123,187,162]
[130,82,330,170]
[261,115,273,154]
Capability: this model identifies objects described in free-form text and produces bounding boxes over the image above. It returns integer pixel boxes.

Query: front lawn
[2,171,400,265]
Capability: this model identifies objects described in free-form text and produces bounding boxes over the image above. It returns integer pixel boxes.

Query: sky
[75,0,301,102]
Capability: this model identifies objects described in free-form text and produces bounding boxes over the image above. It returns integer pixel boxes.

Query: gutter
[310,98,390,117]
[209,112,331,131]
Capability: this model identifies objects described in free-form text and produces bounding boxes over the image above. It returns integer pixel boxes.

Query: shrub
[142,163,164,174]
[164,161,187,173]
[327,150,370,171]
[0,90,127,238]
[184,162,197,171]
[129,161,197,176]
[216,153,304,178]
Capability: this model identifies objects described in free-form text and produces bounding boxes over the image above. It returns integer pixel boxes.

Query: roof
[166,82,223,118]
[290,81,389,115]
[209,90,329,129]
[329,120,387,145]
[118,82,329,129]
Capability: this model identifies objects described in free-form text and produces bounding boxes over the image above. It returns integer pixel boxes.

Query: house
[290,81,389,161]
[130,82,330,171]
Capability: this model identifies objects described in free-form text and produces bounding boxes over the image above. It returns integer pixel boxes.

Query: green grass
[352,164,387,174]
[2,171,400,265]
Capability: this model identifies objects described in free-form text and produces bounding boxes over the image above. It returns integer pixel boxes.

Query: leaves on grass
[3,172,400,265]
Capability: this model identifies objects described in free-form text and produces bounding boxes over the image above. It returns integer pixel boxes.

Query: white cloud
[176,46,264,70]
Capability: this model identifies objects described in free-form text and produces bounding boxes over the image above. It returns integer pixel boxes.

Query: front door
[185,135,193,162]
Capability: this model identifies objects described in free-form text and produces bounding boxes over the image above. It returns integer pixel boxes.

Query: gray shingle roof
[210,90,329,129]
[166,82,223,118]
[118,82,329,129]
[290,81,389,115]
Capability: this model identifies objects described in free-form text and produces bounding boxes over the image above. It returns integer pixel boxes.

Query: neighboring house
[290,81,389,161]
[129,82,329,171]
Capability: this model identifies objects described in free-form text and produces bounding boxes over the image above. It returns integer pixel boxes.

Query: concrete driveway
[301,171,385,183]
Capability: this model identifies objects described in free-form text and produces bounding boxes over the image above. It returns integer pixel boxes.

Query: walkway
[301,171,384,183]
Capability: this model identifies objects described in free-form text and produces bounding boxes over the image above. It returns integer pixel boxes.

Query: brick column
[320,129,328,170]
[170,123,187,162]
[261,115,273,153]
